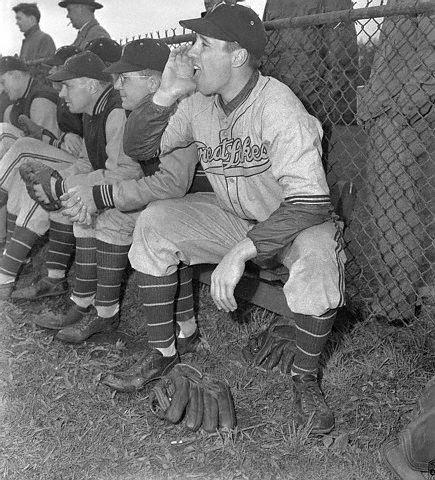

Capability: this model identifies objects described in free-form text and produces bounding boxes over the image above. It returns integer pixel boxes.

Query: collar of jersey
[218,69,259,116]
[92,85,113,116]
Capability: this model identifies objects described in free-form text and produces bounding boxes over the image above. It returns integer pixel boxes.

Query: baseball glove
[17,115,43,140]
[19,160,63,212]
[242,317,296,374]
[149,363,237,432]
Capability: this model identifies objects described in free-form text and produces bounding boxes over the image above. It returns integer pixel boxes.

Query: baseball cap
[104,38,170,74]
[85,38,122,64]
[48,51,111,82]
[44,45,81,66]
[58,0,102,9]
[0,56,28,75]
[179,3,266,59]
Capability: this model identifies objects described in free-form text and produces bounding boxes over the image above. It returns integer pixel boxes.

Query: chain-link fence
[120,0,435,324]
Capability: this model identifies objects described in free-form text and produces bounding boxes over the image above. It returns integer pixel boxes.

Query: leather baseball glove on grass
[242,317,296,374]
[149,363,237,433]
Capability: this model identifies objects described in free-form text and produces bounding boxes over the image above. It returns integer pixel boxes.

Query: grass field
[1,260,434,480]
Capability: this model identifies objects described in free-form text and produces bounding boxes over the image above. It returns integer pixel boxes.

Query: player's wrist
[153,88,179,107]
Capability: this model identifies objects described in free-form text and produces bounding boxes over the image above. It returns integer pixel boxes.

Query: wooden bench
[195,181,356,315]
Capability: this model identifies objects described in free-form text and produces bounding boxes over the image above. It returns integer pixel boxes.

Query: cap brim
[58,1,103,9]
[48,69,78,81]
[104,59,142,74]
[44,57,64,67]
[179,17,231,42]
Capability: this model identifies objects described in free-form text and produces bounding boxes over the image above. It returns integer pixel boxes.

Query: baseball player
[59,0,111,50]
[0,51,142,304]
[16,40,201,346]
[0,55,59,256]
[0,46,84,299]
[95,4,346,435]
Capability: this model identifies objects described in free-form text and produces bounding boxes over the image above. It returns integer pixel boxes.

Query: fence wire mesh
[121,0,435,324]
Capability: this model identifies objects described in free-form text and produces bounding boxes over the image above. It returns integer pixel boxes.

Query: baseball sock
[94,240,130,319]
[291,309,337,377]
[175,263,196,338]
[137,271,178,356]
[70,237,97,309]
[0,226,39,280]
[5,212,17,251]
[46,221,75,279]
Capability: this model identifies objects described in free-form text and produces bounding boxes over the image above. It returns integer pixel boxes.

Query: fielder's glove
[149,363,237,433]
[242,317,296,374]
[19,160,63,212]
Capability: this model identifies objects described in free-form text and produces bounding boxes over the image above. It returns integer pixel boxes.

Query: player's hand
[154,46,196,106]
[60,185,96,224]
[62,133,83,157]
[210,238,257,312]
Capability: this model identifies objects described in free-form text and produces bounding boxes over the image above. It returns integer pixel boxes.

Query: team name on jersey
[197,136,270,176]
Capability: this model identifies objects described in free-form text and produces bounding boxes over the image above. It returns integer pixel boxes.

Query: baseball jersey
[159,73,330,222]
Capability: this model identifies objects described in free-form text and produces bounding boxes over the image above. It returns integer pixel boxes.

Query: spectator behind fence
[58,0,111,50]
[12,3,56,65]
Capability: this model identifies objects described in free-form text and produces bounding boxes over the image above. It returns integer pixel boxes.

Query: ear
[147,75,161,93]
[231,47,249,68]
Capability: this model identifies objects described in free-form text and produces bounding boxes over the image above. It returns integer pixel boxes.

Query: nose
[187,43,198,59]
[59,85,67,98]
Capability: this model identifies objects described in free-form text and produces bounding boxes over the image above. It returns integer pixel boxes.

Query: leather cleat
[0,282,14,301]
[11,276,69,300]
[102,349,180,392]
[33,304,91,330]
[176,328,202,355]
[293,373,335,435]
[56,312,119,344]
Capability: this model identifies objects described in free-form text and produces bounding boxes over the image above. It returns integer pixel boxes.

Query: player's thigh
[130,193,252,275]
[281,220,346,316]
[95,209,140,246]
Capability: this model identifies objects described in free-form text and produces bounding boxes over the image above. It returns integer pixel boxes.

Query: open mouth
[193,66,201,79]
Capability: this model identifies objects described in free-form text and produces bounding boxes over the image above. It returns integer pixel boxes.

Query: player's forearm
[247,203,332,268]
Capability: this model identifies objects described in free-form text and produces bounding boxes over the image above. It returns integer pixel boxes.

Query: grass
[1,256,434,480]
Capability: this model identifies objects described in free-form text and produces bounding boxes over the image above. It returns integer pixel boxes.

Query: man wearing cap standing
[0,46,83,292]
[0,51,141,303]
[93,4,346,435]
[59,0,110,50]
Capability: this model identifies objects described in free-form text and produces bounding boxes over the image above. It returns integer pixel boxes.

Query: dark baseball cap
[180,3,266,59]
[48,51,111,82]
[44,45,81,66]
[0,56,28,75]
[104,38,170,74]
[85,38,122,64]
[58,0,102,9]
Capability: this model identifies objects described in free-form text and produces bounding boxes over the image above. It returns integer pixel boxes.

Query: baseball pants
[129,192,346,317]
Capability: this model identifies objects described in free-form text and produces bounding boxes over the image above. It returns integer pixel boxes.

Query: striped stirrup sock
[0,226,38,278]
[137,271,178,350]
[94,240,129,309]
[174,263,194,323]
[5,212,17,249]
[291,309,337,376]
[45,221,75,273]
[72,237,97,300]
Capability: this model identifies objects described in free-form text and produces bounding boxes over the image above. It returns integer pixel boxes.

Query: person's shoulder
[177,91,213,117]
[89,22,111,39]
